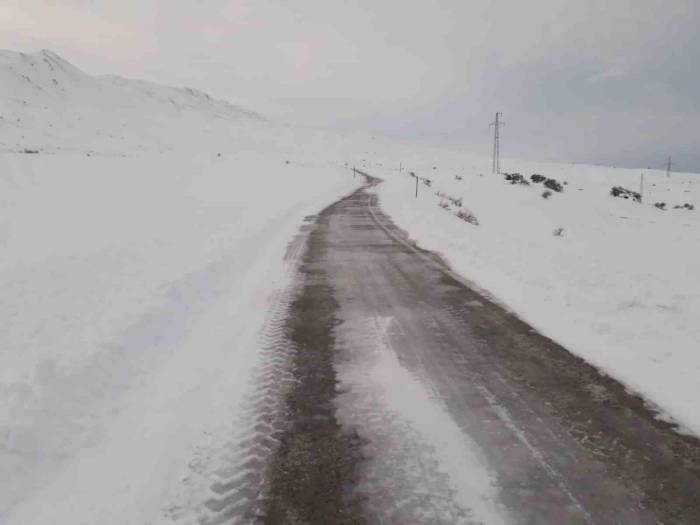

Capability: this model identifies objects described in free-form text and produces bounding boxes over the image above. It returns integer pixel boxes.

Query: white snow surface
[0,49,260,156]
[0,151,360,524]
[335,314,509,524]
[370,157,700,436]
[2,47,700,523]
[0,50,362,524]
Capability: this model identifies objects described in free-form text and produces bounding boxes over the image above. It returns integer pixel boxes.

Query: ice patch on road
[335,313,509,524]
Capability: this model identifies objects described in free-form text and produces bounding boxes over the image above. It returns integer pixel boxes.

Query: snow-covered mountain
[0,49,261,154]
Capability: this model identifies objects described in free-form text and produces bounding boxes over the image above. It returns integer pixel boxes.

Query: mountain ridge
[0,48,261,154]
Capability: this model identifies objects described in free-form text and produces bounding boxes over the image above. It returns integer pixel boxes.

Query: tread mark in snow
[166,225,313,525]
[200,288,298,524]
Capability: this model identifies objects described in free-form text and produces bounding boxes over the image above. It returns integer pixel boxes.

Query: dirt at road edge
[263,207,366,525]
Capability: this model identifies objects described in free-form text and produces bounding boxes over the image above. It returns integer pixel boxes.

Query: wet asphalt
[262,179,700,524]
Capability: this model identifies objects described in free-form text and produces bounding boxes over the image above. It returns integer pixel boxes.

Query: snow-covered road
[4,161,700,524]
[243,180,700,524]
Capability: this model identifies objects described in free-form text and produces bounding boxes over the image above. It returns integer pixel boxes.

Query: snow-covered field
[370,157,700,436]
[2,48,699,522]
[0,50,361,523]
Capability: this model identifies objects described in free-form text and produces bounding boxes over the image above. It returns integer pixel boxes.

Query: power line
[489,112,505,174]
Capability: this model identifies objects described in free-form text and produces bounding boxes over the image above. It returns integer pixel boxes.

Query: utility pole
[666,156,672,178]
[640,173,644,203]
[489,112,505,174]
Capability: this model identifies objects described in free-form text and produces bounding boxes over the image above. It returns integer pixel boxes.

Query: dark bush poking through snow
[654,202,667,210]
[455,208,479,226]
[543,178,564,192]
[553,227,564,237]
[503,173,530,185]
[673,203,695,211]
[542,190,552,199]
[435,191,463,207]
[529,174,564,192]
[610,186,641,203]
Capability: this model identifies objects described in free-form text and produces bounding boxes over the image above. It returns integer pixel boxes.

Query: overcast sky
[2,0,698,171]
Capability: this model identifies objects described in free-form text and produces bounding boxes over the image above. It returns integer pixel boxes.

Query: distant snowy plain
[1,49,698,523]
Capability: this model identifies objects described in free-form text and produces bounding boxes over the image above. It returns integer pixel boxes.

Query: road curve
[260,179,700,524]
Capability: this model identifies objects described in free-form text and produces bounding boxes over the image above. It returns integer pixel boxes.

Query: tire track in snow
[167,219,314,525]
[262,203,366,524]
[199,222,316,525]
[201,302,296,524]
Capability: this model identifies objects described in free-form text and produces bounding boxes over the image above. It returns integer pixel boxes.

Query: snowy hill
[0,49,260,154]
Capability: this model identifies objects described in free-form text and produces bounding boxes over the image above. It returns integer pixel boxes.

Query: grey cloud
[1,0,698,171]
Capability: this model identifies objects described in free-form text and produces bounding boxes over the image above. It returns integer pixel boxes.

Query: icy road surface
[253,180,700,524]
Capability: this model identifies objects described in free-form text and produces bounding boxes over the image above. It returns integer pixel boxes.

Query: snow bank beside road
[373,160,700,436]
[0,150,359,523]
[0,48,364,523]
